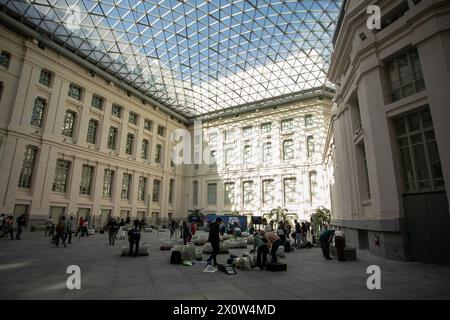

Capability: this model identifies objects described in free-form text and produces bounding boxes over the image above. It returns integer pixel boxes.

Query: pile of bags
[192,234,208,246]
[246,235,254,245]
[202,241,230,254]
[160,238,183,250]
[224,238,248,249]
[232,253,257,271]
[171,243,196,261]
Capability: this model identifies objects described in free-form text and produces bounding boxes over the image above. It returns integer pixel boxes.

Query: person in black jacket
[206,217,222,266]
[127,220,141,257]
[106,218,118,245]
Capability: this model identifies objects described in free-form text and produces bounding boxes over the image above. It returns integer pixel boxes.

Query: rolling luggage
[266,262,287,272]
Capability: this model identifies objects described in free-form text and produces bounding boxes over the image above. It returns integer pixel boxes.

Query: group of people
[0,214,27,240]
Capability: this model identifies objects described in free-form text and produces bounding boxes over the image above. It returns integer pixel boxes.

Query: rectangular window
[281,118,294,132]
[31,97,46,127]
[224,182,235,205]
[394,108,444,192]
[307,136,315,158]
[39,69,53,87]
[263,142,272,163]
[207,183,217,205]
[52,160,71,193]
[138,176,147,201]
[152,179,161,202]
[243,181,254,205]
[387,47,425,102]
[62,110,76,137]
[243,126,252,138]
[155,144,163,164]
[91,95,104,110]
[111,104,122,118]
[68,83,82,101]
[284,178,296,204]
[209,150,217,169]
[141,139,149,160]
[305,114,313,127]
[121,173,132,199]
[193,181,199,206]
[129,112,138,125]
[18,146,37,189]
[144,119,153,131]
[225,148,233,167]
[125,133,134,155]
[86,119,98,144]
[80,165,94,195]
[169,179,175,204]
[262,180,275,205]
[283,139,294,160]
[309,171,317,204]
[0,51,11,68]
[102,169,114,198]
[224,129,234,141]
[244,145,252,164]
[157,125,166,137]
[107,127,118,150]
[261,122,272,134]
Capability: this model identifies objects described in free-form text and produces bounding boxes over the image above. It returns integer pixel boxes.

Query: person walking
[206,217,222,267]
[264,231,283,264]
[127,220,141,257]
[319,229,335,260]
[45,217,54,237]
[75,217,84,237]
[190,221,197,236]
[54,216,67,248]
[180,221,192,245]
[277,221,286,244]
[107,218,118,245]
[15,214,26,240]
[253,231,269,269]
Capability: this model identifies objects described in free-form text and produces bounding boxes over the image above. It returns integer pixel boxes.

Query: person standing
[54,216,67,248]
[264,232,282,264]
[294,220,302,249]
[319,229,335,260]
[65,216,73,244]
[190,221,197,236]
[253,231,269,269]
[107,218,118,245]
[75,217,84,237]
[15,214,26,240]
[334,230,346,261]
[45,217,54,237]
[0,216,14,240]
[277,221,286,244]
[206,217,222,267]
[180,221,191,245]
[127,220,141,256]
[169,220,176,239]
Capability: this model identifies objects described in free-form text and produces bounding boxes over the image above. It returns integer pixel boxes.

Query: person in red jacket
[190,221,197,236]
[75,217,84,236]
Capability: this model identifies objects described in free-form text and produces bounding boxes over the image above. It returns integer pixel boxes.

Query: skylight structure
[0,0,342,119]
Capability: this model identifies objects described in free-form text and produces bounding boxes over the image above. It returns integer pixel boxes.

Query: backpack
[170,250,182,264]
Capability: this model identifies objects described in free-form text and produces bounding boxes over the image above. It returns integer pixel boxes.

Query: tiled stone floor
[1,230,450,300]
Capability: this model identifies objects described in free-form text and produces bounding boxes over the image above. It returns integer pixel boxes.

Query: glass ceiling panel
[1,0,342,119]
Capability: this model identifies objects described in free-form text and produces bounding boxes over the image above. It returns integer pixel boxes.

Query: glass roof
[1,0,342,119]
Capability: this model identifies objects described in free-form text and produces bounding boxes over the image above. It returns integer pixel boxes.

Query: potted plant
[268,206,288,228]
[310,206,331,243]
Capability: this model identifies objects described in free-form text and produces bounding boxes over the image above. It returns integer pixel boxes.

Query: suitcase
[266,262,287,272]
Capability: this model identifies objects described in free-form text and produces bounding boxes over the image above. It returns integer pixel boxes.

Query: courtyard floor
[1,230,450,300]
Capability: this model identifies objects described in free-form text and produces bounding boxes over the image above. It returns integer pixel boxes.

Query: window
[243,181,254,205]
[283,178,296,204]
[307,136,315,158]
[157,125,166,137]
[224,129,234,141]
[91,95,104,110]
[107,127,118,150]
[243,126,252,138]
[261,122,272,134]
[193,181,199,206]
[52,160,71,193]
[125,133,134,155]
[0,51,11,68]
[111,104,122,118]
[209,150,217,169]
[155,144,163,164]
[121,173,132,199]
[39,69,53,87]
[309,171,317,203]
[62,110,76,137]
[144,119,153,131]
[387,47,425,102]
[30,97,46,127]
[225,148,233,167]
[283,139,294,160]
[141,139,149,160]
[224,182,235,205]
[129,112,138,125]
[152,179,161,202]
[86,119,98,144]
[262,180,275,205]
[244,145,252,164]
[263,142,272,163]
[207,183,217,205]
[68,83,82,101]
[138,176,147,201]
[305,114,313,127]
[18,146,37,189]
[394,109,444,192]
[102,169,114,198]
[281,118,294,132]
[169,179,175,204]
[79,165,94,195]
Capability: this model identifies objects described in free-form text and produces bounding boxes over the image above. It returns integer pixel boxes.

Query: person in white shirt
[334,230,346,261]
